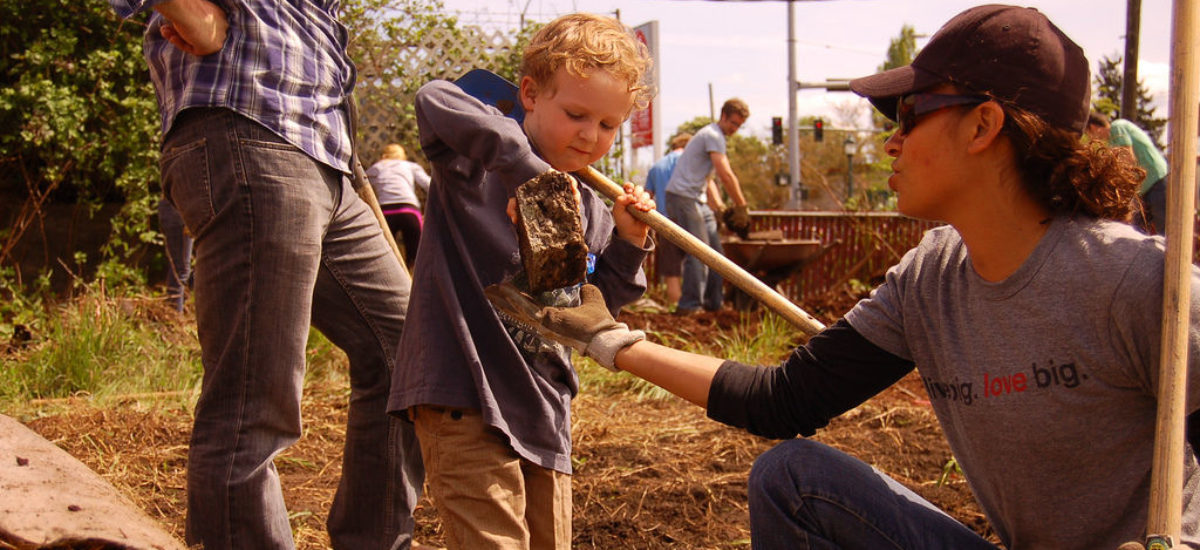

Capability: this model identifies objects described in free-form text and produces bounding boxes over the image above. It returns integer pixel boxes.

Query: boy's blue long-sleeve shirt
[387,80,649,474]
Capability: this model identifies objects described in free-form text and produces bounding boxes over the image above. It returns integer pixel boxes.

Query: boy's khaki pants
[412,405,571,549]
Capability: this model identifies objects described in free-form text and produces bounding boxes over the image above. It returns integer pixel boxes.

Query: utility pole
[1122,0,1142,120]
[786,0,801,209]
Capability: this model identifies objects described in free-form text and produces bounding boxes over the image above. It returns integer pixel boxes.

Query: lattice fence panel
[355,25,519,165]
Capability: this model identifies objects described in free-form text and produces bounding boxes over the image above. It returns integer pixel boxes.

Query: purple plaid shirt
[110,0,356,172]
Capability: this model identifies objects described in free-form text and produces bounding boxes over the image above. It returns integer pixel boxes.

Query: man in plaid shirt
[107,1,423,548]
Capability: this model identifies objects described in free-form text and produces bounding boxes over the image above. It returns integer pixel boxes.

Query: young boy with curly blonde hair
[387,13,655,549]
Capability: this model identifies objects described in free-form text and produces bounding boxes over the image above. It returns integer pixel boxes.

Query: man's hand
[539,284,644,370]
[612,182,654,247]
[154,0,228,56]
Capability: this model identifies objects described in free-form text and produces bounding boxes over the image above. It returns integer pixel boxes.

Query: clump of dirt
[20,283,997,548]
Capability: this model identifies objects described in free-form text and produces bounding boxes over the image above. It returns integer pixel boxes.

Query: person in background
[107,0,423,548]
[1086,111,1170,234]
[665,98,752,314]
[157,197,192,312]
[387,13,654,549]
[519,5,1200,549]
[642,132,691,308]
[367,143,431,265]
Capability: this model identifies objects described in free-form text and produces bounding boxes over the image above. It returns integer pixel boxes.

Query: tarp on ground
[0,414,185,550]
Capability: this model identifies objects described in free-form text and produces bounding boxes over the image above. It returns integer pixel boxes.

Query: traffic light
[813,118,824,142]
[771,116,783,145]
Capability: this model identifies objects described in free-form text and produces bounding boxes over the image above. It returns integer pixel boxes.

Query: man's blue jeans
[749,440,997,550]
[160,108,423,549]
[665,193,723,311]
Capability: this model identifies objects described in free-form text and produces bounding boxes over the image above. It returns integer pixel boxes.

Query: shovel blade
[484,282,587,353]
[455,69,525,123]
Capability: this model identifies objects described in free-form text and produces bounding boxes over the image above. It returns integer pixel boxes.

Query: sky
[437,0,1174,153]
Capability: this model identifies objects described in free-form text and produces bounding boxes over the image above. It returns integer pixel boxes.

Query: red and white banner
[631,21,659,151]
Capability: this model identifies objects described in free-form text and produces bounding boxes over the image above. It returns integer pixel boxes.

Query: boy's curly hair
[520,13,654,110]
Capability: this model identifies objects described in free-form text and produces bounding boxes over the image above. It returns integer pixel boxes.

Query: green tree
[675,117,712,139]
[878,24,919,73]
[0,0,161,291]
[729,132,790,210]
[849,23,922,211]
[867,24,919,132]
[1093,53,1166,148]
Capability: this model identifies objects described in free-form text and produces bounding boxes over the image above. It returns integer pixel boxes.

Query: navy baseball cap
[849,4,1091,133]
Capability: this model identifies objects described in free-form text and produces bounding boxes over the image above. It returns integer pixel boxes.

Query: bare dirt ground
[21,288,997,549]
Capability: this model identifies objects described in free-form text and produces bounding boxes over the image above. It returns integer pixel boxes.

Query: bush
[0,0,161,294]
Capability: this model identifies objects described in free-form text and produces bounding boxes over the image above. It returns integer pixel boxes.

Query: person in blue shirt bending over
[642,132,691,308]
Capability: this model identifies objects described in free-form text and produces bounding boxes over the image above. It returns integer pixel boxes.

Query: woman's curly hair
[1000,105,1145,222]
[520,13,654,110]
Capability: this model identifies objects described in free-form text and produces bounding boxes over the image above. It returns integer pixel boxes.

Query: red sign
[631,104,653,148]
[630,28,653,149]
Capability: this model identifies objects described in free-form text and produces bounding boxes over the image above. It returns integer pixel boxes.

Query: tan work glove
[539,284,644,371]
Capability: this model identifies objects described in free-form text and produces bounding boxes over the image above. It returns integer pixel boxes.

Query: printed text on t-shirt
[921,360,1086,406]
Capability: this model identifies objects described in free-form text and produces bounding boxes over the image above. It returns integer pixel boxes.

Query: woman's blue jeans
[160,108,423,549]
[749,440,997,550]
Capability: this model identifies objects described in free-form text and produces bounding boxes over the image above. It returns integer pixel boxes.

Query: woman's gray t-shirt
[846,217,1200,549]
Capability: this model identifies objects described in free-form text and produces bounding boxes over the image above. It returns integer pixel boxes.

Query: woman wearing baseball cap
[515,5,1200,548]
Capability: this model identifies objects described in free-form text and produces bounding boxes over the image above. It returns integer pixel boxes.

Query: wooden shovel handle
[1146,0,1200,545]
[575,166,825,336]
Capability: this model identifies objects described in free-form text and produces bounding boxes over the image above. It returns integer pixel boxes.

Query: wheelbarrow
[721,230,836,311]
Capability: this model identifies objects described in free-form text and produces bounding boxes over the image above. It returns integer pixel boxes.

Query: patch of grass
[0,280,362,416]
[711,312,800,366]
[579,311,800,402]
[0,285,202,412]
[304,328,348,387]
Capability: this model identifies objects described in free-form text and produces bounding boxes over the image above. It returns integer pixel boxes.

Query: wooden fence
[645,211,1200,306]
[747,212,941,302]
[643,212,940,304]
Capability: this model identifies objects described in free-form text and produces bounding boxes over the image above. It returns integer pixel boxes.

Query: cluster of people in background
[662,99,752,314]
[113,0,1197,549]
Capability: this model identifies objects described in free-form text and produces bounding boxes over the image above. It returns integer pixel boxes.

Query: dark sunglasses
[895,93,991,136]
